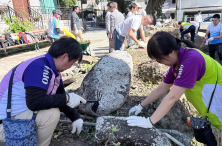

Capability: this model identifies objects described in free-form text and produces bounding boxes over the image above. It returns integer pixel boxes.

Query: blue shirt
[48,17,60,39]
[207,22,222,44]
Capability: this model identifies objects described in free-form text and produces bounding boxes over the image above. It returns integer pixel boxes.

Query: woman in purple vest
[0,37,87,145]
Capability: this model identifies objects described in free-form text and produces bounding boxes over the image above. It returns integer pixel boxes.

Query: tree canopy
[145,0,165,17]
[108,0,134,13]
[59,0,77,7]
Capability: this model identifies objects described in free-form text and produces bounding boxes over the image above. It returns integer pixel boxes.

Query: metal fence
[0,6,23,22]
[28,6,72,21]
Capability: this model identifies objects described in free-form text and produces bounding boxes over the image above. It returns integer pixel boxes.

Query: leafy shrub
[3,16,33,33]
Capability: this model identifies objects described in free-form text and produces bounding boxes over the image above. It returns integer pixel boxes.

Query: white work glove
[128,104,143,116]
[81,27,84,31]
[126,116,153,128]
[208,37,214,42]
[75,29,78,34]
[72,119,83,135]
[107,34,110,39]
[66,93,87,108]
[138,41,147,48]
[205,40,209,45]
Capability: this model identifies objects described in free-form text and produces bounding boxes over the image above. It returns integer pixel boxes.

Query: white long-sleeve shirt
[195,14,202,23]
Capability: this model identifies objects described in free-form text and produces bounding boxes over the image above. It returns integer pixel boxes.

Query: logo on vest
[42,65,50,84]
[177,65,184,79]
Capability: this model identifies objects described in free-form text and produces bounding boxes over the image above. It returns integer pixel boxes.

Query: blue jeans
[113,29,125,51]
[93,22,96,28]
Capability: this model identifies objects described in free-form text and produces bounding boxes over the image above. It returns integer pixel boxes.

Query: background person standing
[195,10,203,30]
[205,14,222,62]
[71,6,84,42]
[92,16,97,29]
[153,10,158,26]
[136,3,146,40]
[125,3,138,47]
[109,2,124,53]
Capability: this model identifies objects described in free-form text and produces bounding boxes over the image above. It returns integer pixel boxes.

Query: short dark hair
[147,31,196,60]
[129,3,137,10]
[213,14,220,19]
[125,8,130,16]
[73,6,79,11]
[48,37,83,63]
[198,10,201,13]
[107,2,111,7]
[178,21,182,25]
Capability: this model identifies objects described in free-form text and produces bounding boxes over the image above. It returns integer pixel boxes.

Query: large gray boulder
[76,51,133,116]
[95,116,171,146]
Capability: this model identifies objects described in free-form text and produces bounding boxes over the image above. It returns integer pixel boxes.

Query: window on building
[172,0,176,3]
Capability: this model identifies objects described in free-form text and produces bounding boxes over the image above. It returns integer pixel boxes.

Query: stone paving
[0,29,109,81]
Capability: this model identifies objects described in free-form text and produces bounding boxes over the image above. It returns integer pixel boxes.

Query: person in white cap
[136,3,147,40]
[136,3,146,17]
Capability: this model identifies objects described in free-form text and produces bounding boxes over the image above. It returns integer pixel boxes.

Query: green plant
[105,124,121,146]
[109,125,120,134]
[4,16,33,33]
[112,142,121,146]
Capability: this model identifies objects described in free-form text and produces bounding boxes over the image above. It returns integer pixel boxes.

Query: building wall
[29,0,41,7]
[178,0,222,9]
[176,0,222,21]
[162,0,176,9]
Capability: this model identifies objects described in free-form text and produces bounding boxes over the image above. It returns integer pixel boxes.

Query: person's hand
[138,41,147,48]
[75,29,78,34]
[126,116,153,128]
[81,27,84,31]
[205,40,209,45]
[109,35,113,41]
[66,93,86,108]
[72,119,83,135]
[128,104,143,116]
[208,37,214,42]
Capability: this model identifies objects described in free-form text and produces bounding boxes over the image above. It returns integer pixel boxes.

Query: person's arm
[25,86,67,111]
[141,82,172,107]
[139,26,145,42]
[56,28,64,34]
[110,14,115,40]
[150,85,187,124]
[212,32,222,39]
[56,83,81,122]
[60,106,81,122]
[106,13,111,34]
[129,28,138,44]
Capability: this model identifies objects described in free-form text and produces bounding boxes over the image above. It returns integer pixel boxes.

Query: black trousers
[181,25,196,43]
[208,43,222,61]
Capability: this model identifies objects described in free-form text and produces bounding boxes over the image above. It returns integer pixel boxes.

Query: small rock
[58,132,63,135]
[131,85,138,89]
